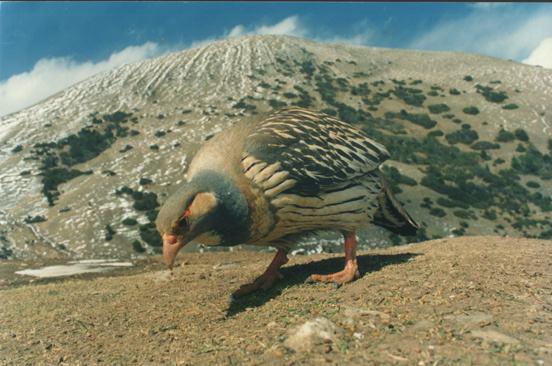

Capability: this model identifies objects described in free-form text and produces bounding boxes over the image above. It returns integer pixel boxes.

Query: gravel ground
[1,236,550,365]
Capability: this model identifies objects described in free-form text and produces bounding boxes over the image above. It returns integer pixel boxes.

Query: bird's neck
[192,170,250,245]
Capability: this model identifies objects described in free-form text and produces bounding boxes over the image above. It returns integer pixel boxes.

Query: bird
[156,107,418,298]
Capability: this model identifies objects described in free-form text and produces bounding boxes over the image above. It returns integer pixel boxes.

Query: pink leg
[232,248,289,298]
[309,231,360,285]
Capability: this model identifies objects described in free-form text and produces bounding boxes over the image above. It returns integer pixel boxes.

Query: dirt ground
[1,236,550,365]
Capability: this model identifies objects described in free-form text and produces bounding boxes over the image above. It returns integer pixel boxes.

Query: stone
[284,317,342,352]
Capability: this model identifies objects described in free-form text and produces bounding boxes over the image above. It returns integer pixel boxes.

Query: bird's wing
[243,108,390,194]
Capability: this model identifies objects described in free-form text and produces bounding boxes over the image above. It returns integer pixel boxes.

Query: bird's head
[155,170,249,269]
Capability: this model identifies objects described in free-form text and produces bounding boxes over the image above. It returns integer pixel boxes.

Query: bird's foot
[308,260,360,287]
[231,269,284,299]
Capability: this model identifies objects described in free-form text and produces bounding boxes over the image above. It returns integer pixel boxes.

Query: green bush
[132,240,146,253]
[463,75,473,82]
[462,106,480,115]
[392,86,426,107]
[453,210,476,220]
[526,181,540,188]
[269,99,287,109]
[12,145,23,153]
[445,125,479,145]
[320,108,337,116]
[122,218,138,226]
[105,224,116,241]
[119,145,133,153]
[514,128,529,142]
[427,130,444,138]
[139,177,153,185]
[449,88,461,95]
[471,141,500,150]
[385,110,436,129]
[351,82,370,96]
[381,166,417,194]
[429,208,446,217]
[139,223,162,247]
[496,129,515,142]
[475,84,508,103]
[482,209,497,220]
[503,103,519,110]
[512,144,552,179]
[428,104,450,114]
[233,99,256,110]
[24,215,47,223]
[292,85,314,108]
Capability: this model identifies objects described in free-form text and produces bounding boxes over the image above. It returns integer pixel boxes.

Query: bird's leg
[231,248,289,298]
[309,231,360,285]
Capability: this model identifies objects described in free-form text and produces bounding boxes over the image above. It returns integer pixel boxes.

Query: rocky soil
[1,236,550,365]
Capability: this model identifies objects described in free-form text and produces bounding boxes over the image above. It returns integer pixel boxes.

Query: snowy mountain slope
[1,35,550,259]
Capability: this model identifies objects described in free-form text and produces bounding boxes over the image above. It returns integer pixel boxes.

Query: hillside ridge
[0,35,550,259]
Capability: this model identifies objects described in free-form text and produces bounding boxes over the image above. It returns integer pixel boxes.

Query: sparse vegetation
[511,144,552,180]
[475,84,508,103]
[385,110,436,129]
[392,86,426,107]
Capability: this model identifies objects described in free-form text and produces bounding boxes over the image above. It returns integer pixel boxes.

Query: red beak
[162,234,185,269]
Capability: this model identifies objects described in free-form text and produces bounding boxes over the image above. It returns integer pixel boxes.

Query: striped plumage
[156,107,418,297]
[240,108,417,246]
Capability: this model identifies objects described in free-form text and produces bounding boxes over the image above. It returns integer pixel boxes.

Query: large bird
[156,107,418,297]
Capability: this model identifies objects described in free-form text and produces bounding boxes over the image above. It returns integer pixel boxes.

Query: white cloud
[314,19,376,46]
[523,37,552,68]
[0,42,162,116]
[409,6,552,62]
[226,15,375,46]
[468,3,510,9]
[228,15,306,38]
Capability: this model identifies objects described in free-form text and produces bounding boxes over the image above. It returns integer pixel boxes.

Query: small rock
[445,312,492,328]
[284,317,343,352]
[412,320,434,330]
[343,306,391,323]
[470,329,519,345]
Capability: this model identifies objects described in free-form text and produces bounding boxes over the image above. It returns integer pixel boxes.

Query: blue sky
[1,2,551,116]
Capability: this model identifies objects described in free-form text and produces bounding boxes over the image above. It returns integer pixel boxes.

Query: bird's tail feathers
[372,180,418,236]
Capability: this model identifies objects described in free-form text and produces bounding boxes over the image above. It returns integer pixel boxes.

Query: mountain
[0,35,550,260]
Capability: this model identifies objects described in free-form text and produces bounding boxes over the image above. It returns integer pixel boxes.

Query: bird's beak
[162,234,186,269]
